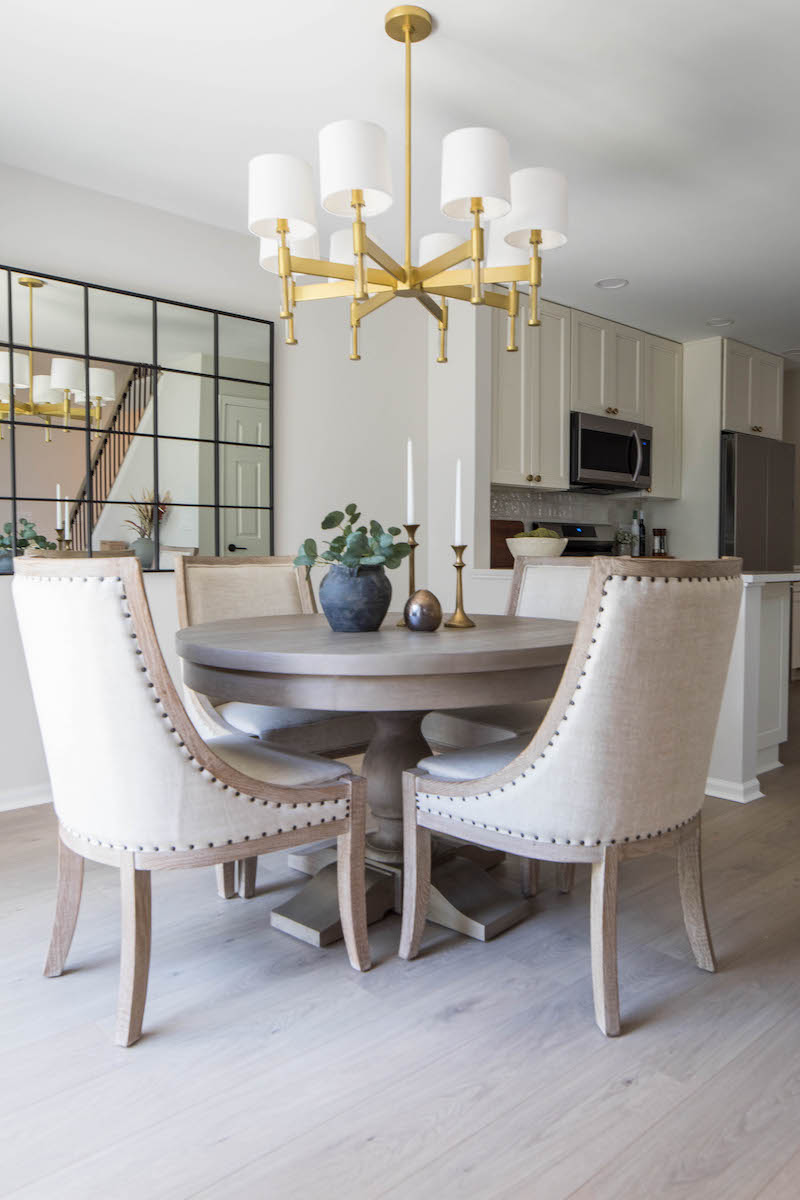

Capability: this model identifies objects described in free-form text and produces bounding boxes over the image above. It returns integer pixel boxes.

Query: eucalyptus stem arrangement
[295,504,411,575]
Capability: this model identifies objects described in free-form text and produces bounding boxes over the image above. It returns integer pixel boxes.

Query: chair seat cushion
[422,700,550,751]
[216,702,330,736]
[417,733,532,783]
[207,735,350,787]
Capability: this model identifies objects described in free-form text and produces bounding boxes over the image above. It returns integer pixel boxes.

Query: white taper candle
[406,439,415,525]
[55,483,62,530]
[454,458,463,545]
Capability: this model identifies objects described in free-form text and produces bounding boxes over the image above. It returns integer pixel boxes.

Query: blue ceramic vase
[319,564,392,632]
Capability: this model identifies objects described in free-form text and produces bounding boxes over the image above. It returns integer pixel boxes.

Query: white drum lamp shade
[88,367,116,402]
[248,154,317,239]
[32,375,62,404]
[440,127,511,220]
[486,218,531,288]
[50,358,85,394]
[418,233,465,265]
[319,120,392,217]
[0,351,30,389]
[503,168,568,251]
[258,231,320,273]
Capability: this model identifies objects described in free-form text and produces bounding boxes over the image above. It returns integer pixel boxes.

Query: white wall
[0,163,428,805]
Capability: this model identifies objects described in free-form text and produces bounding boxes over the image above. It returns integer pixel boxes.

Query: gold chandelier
[0,277,114,441]
[248,5,567,361]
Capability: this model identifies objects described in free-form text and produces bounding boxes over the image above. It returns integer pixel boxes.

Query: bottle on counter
[630,510,640,557]
[653,528,668,557]
[637,510,647,557]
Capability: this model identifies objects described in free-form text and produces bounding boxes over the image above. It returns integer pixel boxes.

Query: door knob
[227,544,247,552]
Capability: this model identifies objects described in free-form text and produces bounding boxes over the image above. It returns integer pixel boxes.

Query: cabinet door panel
[614,326,646,421]
[753,353,783,439]
[723,340,753,433]
[490,308,529,485]
[570,310,612,416]
[532,300,570,488]
[645,334,682,499]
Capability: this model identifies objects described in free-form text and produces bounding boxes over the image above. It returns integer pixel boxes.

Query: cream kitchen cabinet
[722,339,783,439]
[644,333,682,499]
[570,310,646,423]
[490,299,571,490]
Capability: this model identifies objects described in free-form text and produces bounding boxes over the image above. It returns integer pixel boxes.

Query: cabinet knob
[605,406,614,414]
[751,425,763,433]
[613,407,619,414]
[534,474,542,483]
[525,474,534,482]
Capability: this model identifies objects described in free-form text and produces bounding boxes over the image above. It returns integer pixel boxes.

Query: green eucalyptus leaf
[303,538,318,558]
[345,503,358,516]
[321,511,344,530]
[359,554,386,566]
[369,520,383,539]
[387,526,401,536]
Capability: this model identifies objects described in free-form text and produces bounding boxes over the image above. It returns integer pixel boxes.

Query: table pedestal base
[270,862,399,948]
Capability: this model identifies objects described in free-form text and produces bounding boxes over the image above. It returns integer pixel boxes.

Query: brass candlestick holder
[445,545,476,629]
[55,529,72,551]
[397,523,420,626]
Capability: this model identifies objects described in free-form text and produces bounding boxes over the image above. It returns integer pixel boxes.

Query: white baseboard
[705,776,764,804]
[0,783,52,812]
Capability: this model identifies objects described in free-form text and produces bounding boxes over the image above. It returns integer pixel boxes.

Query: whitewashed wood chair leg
[557,863,576,893]
[44,836,85,978]
[677,817,716,972]
[337,780,371,972]
[237,857,258,899]
[519,857,539,898]
[116,853,152,1048]
[399,773,432,960]
[216,862,236,899]
[590,846,621,1037]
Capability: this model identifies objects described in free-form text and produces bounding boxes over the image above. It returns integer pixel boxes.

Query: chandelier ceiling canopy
[248,5,568,361]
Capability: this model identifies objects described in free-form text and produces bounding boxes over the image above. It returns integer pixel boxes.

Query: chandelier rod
[403,17,412,276]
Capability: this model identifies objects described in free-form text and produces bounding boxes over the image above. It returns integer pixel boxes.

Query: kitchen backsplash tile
[490,486,642,529]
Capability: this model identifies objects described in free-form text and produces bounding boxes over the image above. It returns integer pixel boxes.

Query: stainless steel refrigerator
[719,432,795,570]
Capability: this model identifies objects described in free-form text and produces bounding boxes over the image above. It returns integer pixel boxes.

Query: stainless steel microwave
[570,411,652,491]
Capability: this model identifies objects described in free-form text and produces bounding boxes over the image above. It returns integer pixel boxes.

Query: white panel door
[613,324,646,421]
[490,307,529,485]
[570,310,613,417]
[530,299,571,488]
[645,333,682,499]
[752,352,783,439]
[722,340,754,433]
[220,392,270,556]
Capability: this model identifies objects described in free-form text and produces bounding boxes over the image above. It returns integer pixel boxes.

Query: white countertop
[741,572,800,585]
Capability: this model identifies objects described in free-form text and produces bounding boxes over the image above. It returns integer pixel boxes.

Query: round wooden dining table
[176,612,576,945]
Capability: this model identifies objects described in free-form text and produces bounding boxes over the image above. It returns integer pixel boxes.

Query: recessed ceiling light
[594,277,629,289]
[706,317,735,328]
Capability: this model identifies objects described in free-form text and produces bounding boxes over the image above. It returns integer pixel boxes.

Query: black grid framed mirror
[0,266,274,570]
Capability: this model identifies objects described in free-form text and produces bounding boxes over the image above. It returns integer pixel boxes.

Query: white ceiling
[3,0,800,357]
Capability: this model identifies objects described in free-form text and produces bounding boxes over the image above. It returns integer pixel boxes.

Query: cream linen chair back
[12,556,347,853]
[417,557,743,846]
[176,556,315,627]
[507,558,591,620]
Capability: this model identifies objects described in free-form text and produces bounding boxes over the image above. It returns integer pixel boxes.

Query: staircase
[68,366,154,550]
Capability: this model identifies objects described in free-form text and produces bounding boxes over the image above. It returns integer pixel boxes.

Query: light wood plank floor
[2,699,800,1200]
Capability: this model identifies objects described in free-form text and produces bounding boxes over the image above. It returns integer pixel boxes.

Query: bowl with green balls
[506,527,569,559]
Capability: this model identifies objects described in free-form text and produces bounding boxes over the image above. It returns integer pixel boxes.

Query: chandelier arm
[414,293,444,323]
[414,240,472,284]
[352,291,396,321]
[422,285,511,313]
[483,265,530,285]
[422,284,471,302]
[363,236,407,283]
[289,256,397,290]
[294,281,393,303]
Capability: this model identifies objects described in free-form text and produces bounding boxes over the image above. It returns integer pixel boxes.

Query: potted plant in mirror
[295,504,411,632]
[124,490,171,569]
[506,526,568,559]
[0,518,57,574]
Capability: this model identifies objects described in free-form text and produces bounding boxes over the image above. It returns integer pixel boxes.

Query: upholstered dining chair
[174,555,374,899]
[13,556,370,1047]
[400,556,742,1036]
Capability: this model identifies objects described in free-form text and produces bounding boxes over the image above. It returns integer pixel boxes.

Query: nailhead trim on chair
[415,571,740,845]
[32,574,347,854]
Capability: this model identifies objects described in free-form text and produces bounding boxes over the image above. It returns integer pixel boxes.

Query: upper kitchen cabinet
[490,299,570,490]
[570,310,645,422]
[722,339,783,439]
[644,333,682,499]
